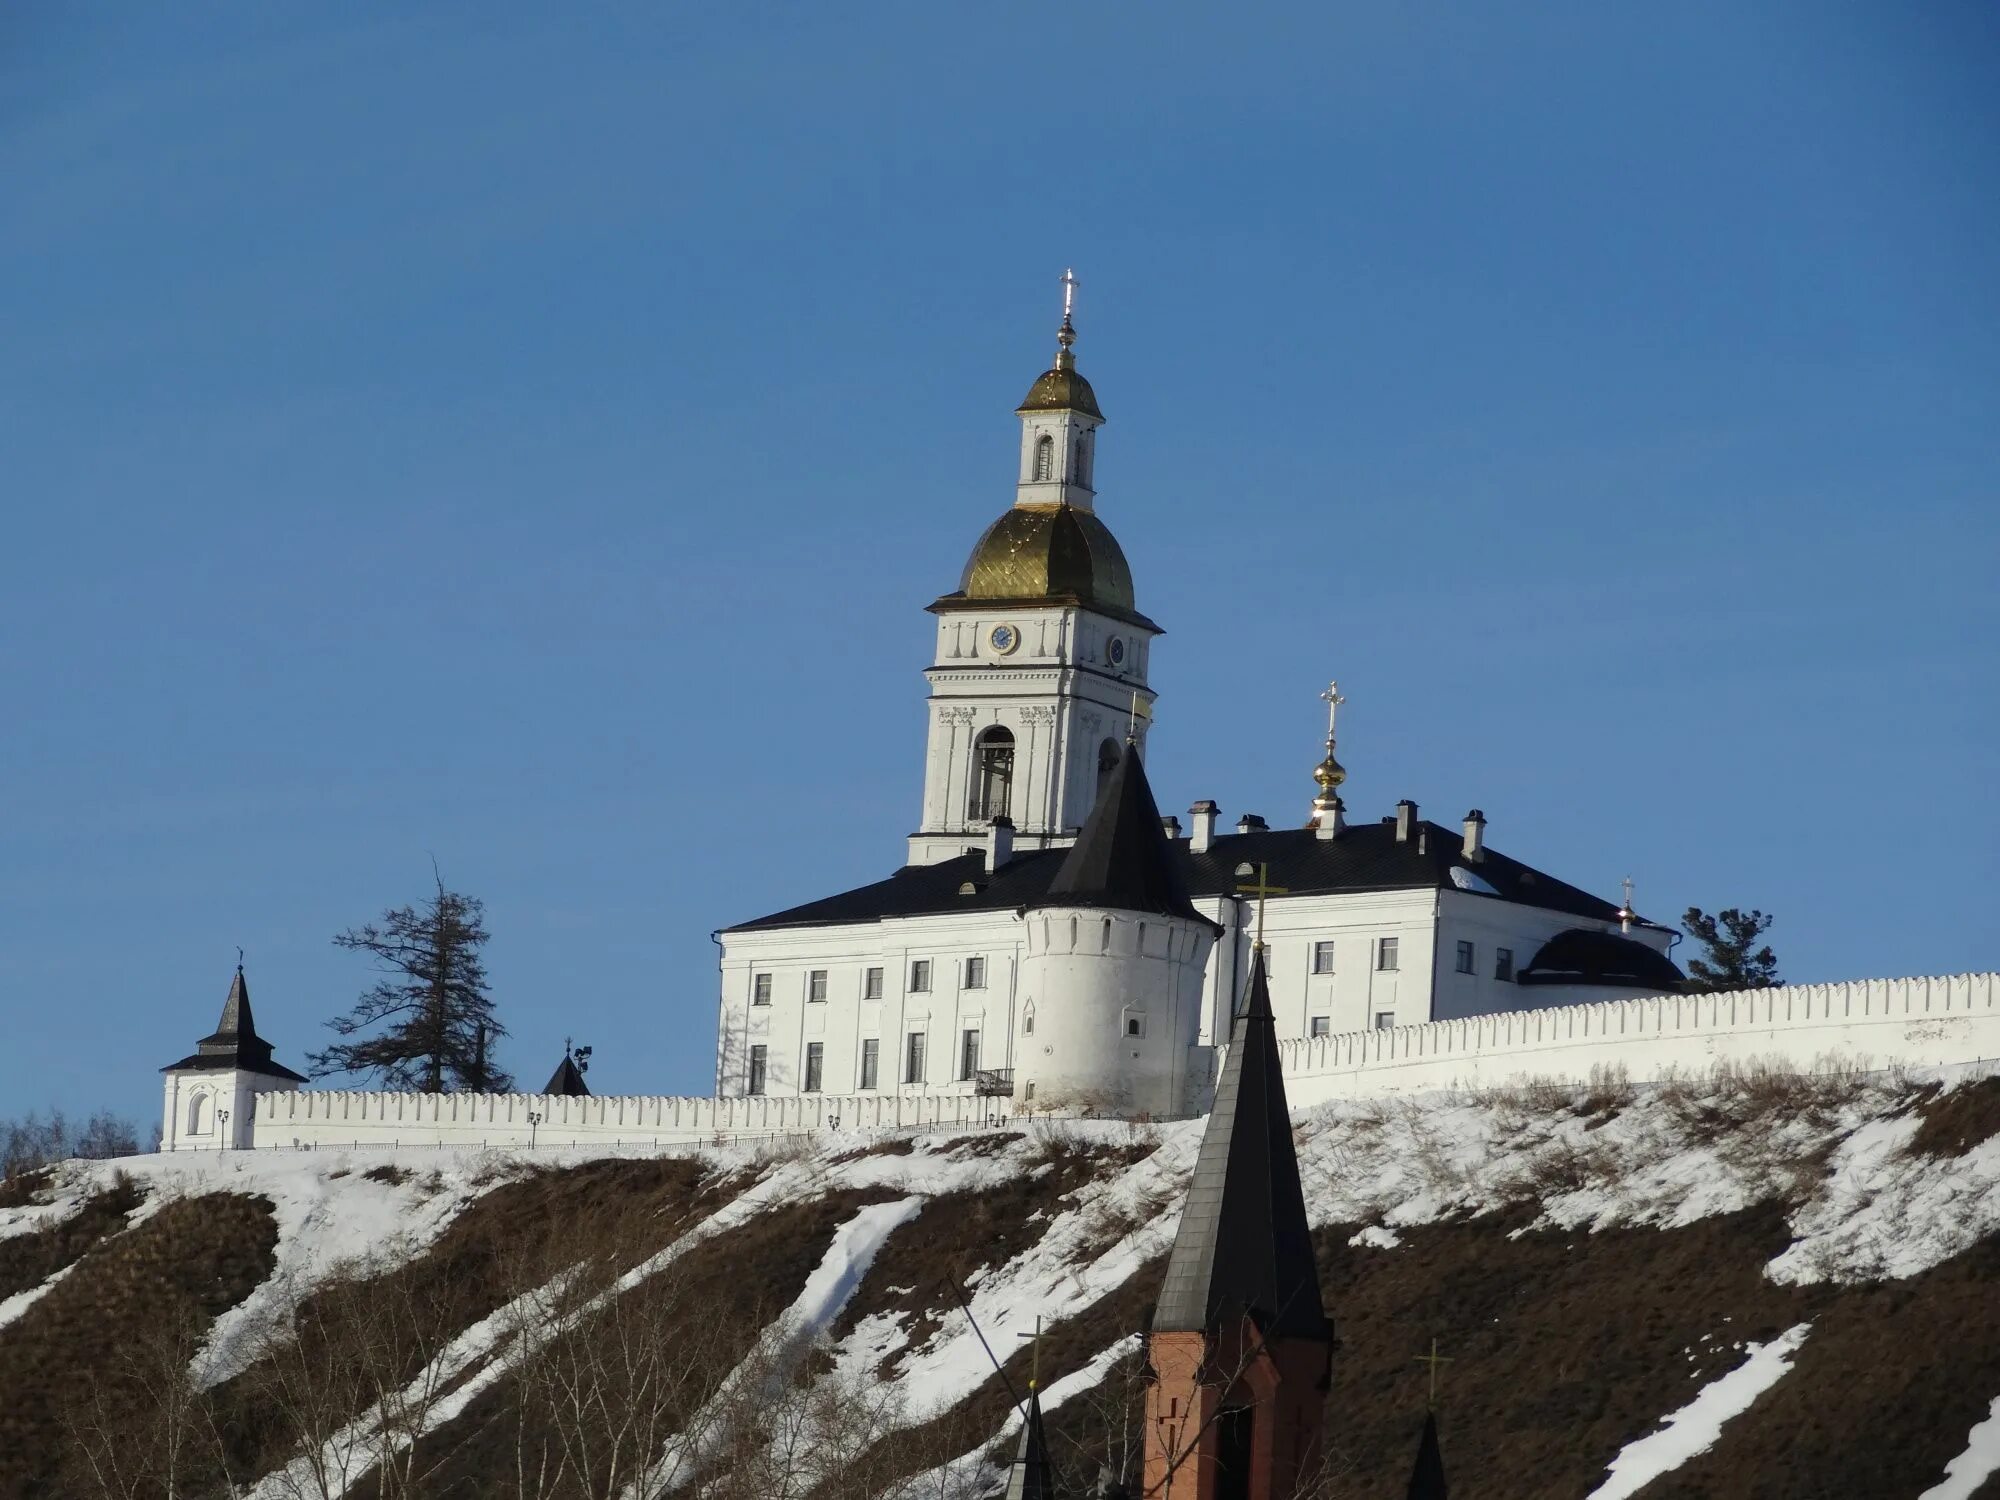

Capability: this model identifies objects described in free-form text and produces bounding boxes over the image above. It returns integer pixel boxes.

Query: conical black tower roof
[1153,946,1327,1342]
[543,1052,592,1097]
[1035,740,1206,924]
[161,966,307,1081]
[1406,1409,1448,1500]
[1003,1386,1058,1500]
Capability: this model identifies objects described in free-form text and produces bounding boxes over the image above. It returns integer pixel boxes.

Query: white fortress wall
[253,1086,1013,1150]
[244,973,2000,1148]
[1275,973,2000,1107]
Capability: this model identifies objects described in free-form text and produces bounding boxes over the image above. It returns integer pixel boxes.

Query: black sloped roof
[1519,927,1685,991]
[1002,1386,1058,1500]
[1406,1410,1449,1499]
[724,816,1635,934]
[1153,947,1330,1344]
[543,1053,592,1097]
[161,966,308,1082]
[1033,741,1206,923]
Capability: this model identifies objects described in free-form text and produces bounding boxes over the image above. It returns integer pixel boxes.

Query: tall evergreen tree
[311,875,512,1091]
[1681,906,1780,993]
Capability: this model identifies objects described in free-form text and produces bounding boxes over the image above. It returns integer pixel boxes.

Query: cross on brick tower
[1234,861,1288,949]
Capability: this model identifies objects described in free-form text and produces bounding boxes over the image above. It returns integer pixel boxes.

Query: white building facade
[715,306,1684,1110]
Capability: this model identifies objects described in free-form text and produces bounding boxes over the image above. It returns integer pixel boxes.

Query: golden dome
[1313,751,1347,792]
[1017,364,1103,419]
[953,502,1136,614]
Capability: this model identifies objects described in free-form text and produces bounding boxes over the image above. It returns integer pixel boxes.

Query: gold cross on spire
[1060,267,1079,323]
[1320,680,1346,744]
[1415,1337,1454,1409]
[1234,861,1288,949]
[1016,1315,1044,1390]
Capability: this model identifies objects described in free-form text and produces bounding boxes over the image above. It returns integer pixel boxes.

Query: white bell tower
[909,274,1162,867]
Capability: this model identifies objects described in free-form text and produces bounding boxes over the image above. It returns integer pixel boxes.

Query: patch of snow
[1348,1225,1401,1249]
[0,1261,79,1332]
[1584,1323,1811,1500]
[624,1196,926,1498]
[1918,1395,2000,1500]
[1448,865,1499,895]
[1770,1112,2000,1287]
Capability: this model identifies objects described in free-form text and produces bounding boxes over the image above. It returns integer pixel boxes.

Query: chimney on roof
[1462,809,1486,862]
[1189,800,1219,854]
[1236,813,1268,834]
[985,816,1015,873]
[1160,814,1182,840]
[1395,799,1418,844]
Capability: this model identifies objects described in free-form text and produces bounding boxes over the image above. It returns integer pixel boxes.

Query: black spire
[1003,1387,1058,1500]
[212,965,256,1044]
[161,964,307,1081]
[1036,740,1205,923]
[1405,1410,1448,1500]
[1153,946,1327,1342]
[543,1051,592,1097]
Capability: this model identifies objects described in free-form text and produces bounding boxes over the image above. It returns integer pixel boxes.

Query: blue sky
[3,3,1995,1124]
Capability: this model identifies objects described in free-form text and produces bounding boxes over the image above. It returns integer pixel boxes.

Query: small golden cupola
[935,270,1153,628]
[1308,681,1348,836]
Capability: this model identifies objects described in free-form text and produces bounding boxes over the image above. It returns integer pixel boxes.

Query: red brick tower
[1144,946,1333,1500]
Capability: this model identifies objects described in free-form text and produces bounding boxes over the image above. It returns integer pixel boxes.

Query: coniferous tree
[1681,906,1780,993]
[311,875,513,1091]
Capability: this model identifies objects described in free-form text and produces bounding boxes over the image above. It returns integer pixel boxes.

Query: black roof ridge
[1153,946,1330,1345]
[725,817,1630,934]
[1032,741,1209,925]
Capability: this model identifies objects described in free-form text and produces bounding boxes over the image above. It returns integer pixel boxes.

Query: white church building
[712,292,1684,1114]
[154,279,1999,1152]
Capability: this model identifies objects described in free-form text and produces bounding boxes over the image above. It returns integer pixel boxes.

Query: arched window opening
[1023,1001,1036,1037]
[1033,434,1055,482]
[187,1092,210,1136]
[970,726,1015,822]
[1101,918,1113,953]
[1096,738,1121,801]
[1069,916,1079,947]
[1074,437,1088,487]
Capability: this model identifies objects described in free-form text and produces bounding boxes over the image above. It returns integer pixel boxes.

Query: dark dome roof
[1518,928,1685,992]
[1017,365,1103,419]
[955,503,1136,614]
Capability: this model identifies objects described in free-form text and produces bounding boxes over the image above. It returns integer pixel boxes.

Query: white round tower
[1014,741,1219,1117]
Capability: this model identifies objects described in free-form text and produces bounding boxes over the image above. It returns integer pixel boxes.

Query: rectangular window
[1373,1012,1395,1032]
[1312,940,1336,974]
[808,969,828,1003]
[747,1044,768,1095]
[905,1030,927,1084]
[960,1028,981,1080]
[1310,1015,1331,1038]
[804,1041,824,1093]
[859,1038,879,1090]
[752,973,772,1006]
[1455,940,1475,975]
[864,966,884,1000]
[1496,947,1515,983]
[910,960,932,993]
[964,955,987,989]
[1377,937,1400,972]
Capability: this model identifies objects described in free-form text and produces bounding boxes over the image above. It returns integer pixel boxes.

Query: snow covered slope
[2,1061,1997,1499]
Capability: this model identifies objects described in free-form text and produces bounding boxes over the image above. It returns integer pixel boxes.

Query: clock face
[1106,636,1127,667]
[989,623,1021,656]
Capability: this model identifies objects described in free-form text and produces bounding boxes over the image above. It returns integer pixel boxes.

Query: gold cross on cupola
[1320,680,1346,739]
[1234,861,1287,949]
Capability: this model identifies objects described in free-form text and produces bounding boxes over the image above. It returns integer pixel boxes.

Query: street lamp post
[527,1110,542,1150]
